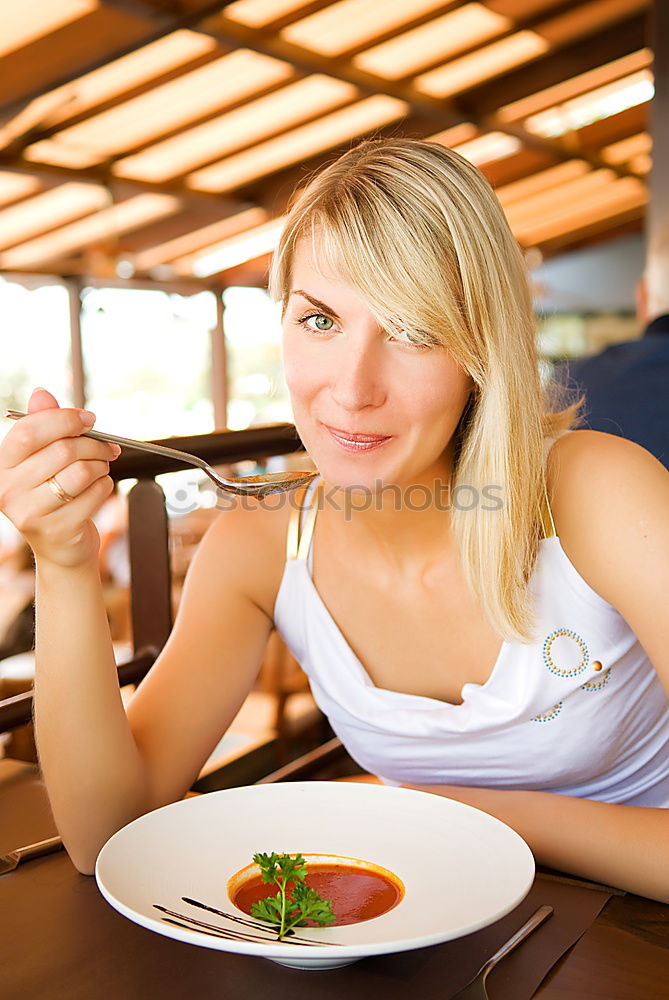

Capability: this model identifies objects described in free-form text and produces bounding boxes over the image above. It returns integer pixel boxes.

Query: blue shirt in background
[555,314,669,470]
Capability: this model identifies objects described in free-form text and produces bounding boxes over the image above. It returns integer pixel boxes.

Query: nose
[329,339,386,411]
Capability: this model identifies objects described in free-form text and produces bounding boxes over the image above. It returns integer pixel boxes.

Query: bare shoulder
[545,428,669,608]
[195,491,296,622]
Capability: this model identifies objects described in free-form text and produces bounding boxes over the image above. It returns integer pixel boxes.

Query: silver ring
[47,475,75,504]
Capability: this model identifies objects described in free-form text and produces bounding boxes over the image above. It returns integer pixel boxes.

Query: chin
[315,461,393,494]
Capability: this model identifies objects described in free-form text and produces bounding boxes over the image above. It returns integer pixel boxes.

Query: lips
[325,425,390,442]
[322,423,393,453]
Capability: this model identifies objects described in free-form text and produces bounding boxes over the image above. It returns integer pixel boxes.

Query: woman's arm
[0,396,283,876]
[409,430,669,902]
[403,782,669,901]
[39,500,278,875]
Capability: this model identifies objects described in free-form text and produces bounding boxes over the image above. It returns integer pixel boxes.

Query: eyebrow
[289,289,341,322]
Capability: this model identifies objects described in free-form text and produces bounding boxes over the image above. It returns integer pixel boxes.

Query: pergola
[0,0,666,417]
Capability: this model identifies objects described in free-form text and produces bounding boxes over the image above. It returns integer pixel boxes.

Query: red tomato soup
[230,856,404,926]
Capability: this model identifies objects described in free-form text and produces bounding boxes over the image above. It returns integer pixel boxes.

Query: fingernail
[80,410,95,426]
[110,444,122,457]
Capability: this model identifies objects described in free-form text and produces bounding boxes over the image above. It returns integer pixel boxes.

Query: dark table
[2,759,668,1000]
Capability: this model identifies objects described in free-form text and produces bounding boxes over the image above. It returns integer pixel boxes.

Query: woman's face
[281,238,474,491]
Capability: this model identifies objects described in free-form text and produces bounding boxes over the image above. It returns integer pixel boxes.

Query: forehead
[290,236,339,282]
[288,237,367,309]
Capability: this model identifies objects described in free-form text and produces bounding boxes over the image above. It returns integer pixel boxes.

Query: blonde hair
[269,137,583,642]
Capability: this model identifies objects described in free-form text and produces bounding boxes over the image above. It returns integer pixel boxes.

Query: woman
[1,139,668,899]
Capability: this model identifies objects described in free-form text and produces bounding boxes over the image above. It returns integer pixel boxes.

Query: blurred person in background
[555,230,669,469]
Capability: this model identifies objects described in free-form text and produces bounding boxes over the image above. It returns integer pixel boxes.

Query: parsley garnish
[249,852,336,940]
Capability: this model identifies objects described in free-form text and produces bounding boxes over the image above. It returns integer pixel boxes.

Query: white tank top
[273,436,669,807]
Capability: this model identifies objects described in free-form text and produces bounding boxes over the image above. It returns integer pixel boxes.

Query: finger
[42,460,111,511]
[2,404,96,469]
[27,386,60,413]
[38,474,115,538]
[12,435,120,495]
[1,438,119,531]
[9,459,113,531]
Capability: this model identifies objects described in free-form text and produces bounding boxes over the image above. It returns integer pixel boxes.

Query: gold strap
[286,484,307,560]
[297,481,321,561]
[540,483,556,539]
[286,480,321,561]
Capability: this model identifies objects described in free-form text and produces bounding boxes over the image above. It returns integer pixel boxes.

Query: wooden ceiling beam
[252,0,355,33]
[237,112,449,209]
[0,154,251,216]
[479,147,558,189]
[186,9,466,129]
[136,94,368,184]
[381,0,588,84]
[483,118,642,183]
[0,47,236,157]
[228,97,638,220]
[0,1,651,272]
[536,204,645,255]
[7,1,644,198]
[575,103,648,152]
[0,261,210,292]
[648,0,669,253]
[463,13,648,116]
[0,0,239,123]
[0,187,148,254]
[243,123,569,215]
[99,0,191,19]
[109,206,232,253]
[195,8,644,185]
[4,70,300,164]
[270,0,475,60]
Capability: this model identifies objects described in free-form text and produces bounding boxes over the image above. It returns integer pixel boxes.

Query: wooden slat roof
[0,0,653,286]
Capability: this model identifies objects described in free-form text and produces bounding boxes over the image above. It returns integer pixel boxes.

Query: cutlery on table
[450,904,554,999]
[0,834,64,874]
[4,410,317,498]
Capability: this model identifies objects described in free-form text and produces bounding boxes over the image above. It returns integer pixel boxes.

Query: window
[0,277,72,547]
[80,286,216,439]
[223,286,292,430]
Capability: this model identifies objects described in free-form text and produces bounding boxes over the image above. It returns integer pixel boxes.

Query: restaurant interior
[1,1,668,996]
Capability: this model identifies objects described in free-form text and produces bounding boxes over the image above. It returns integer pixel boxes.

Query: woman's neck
[320,446,458,582]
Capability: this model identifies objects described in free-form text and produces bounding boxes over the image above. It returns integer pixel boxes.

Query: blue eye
[298,313,334,333]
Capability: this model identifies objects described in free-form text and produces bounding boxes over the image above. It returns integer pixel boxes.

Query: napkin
[348,872,613,1000]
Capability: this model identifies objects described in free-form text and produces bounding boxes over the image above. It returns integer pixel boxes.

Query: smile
[323,423,393,453]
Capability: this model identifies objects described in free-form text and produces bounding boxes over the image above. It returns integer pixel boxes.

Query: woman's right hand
[0,387,122,569]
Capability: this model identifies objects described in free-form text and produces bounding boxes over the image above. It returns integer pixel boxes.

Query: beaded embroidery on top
[543,627,589,677]
[530,702,563,723]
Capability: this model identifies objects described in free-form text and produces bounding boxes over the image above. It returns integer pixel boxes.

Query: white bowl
[96,781,534,970]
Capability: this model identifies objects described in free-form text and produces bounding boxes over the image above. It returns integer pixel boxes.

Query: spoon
[4,410,317,498]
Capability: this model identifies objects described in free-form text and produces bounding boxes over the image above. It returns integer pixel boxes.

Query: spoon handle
[4,409,210,473]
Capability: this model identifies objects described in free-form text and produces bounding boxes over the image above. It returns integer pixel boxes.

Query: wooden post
[127,480,173,657]
[211,289,228,430]
[66,279,86,408]
[647,0,669,310]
